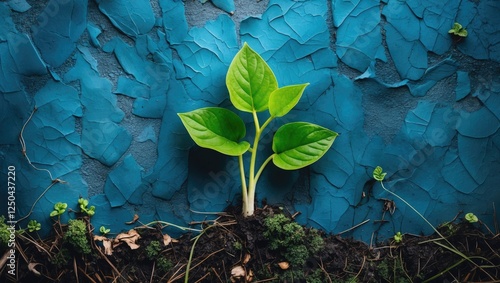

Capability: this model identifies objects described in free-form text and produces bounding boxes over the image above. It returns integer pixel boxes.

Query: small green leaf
[393,232,403,243]
[465,212,478,223]
[226,43,278,112]
[50,211,59,217]
[100,226,110,235]
[269,83,309,118]
[457,29,468,37]
[272,122,337,170]
[373,166,386,181]
[373,166,387,182]
[178,107,250,156]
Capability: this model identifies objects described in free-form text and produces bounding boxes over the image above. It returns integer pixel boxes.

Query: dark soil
[1,205,499,283]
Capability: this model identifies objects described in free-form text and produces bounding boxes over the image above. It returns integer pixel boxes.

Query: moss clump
[64,219,91,254]
[263,213,324,269]
[0,216,11,249]
[157,257,173,272]
[145,240,162,259]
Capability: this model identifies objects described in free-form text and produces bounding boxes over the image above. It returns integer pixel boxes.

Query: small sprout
[27,220,41,232]
[465,212,478,223]
[99,226,110,235]
[78,198,95,217]
[373,166,387,182]
[393,231,403,243]
[50,202,68,217]
[448,22,468,38]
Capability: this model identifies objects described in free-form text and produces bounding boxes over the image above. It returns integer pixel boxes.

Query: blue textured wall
[1,0,499,242]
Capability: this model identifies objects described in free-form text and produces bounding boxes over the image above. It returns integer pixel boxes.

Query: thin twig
[337,219,370,235]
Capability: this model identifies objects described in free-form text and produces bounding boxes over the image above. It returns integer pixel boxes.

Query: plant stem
[243,112,277,216]
[255,154,274,184]
[238,155,248,214]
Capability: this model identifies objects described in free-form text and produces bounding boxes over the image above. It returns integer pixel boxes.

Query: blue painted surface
[0,0,499,242]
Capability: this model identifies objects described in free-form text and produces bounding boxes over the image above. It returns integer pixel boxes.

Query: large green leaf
[269,83,309,117]
[272,122,338,170]
[178,107,250,156]
[226,43,278,113]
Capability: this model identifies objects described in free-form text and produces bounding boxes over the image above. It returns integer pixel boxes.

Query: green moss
[145,240,162,259]
[156,257,173,272]
[233,240,242,250]
[64,219,91,254]
[51,248,71,268]
[0,216,10,248]
[264,214,324,266]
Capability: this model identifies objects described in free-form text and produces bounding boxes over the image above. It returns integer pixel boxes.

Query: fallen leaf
[125,214,139,225]
[243,253,251,264]
[230,265,245,282]
[162,233,178,245]
[94,235,114,255]
[278,261,289,270]
[28,262,42,276]
[115,229,141,249]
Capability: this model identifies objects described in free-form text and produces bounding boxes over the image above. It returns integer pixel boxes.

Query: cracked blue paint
[1,0,500,243]
[210,0,235,14]
[7,0,31,12]
[95,0,155,37]
[104,154,144,207]
[333,0,386,72]
[32,0,87,67]
[455,71,470,101]
[65,49,132,166]
[456,0,500,62]
[87,22,102,48]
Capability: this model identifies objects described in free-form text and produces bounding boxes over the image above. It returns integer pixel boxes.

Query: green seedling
[373,166,496,282]
[393,231,403,243]
[99,225,110,235]
[178,43,338,216]
[465,212,478,223]
[50,202,67,217]
[448,22,468,38]
[78,197,95,217]
[27,220,41,233]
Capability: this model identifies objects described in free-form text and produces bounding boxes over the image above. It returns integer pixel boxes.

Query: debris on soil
[1,205,499,282]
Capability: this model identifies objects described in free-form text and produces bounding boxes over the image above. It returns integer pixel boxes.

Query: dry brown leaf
[230,265,246,282]
[115,229,141,249]
[163,234,178,246]
[28,262,42,276]
[243,253,251,264]
[246,269,254,282]
[278,261,289,270]
[125,214,139,225]
[94,235,114,255]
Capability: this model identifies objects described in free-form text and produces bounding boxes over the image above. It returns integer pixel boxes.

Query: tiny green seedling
[27,220,41,233]
[99,225,110,235]
[178,43,338,217]
[448,22,468,38]
[50,202,67,217]
[78,198,95,217]
[393,231,403,243]
[465,212,478,223]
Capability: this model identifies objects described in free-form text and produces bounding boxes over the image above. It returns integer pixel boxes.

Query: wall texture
[1,0,499,242]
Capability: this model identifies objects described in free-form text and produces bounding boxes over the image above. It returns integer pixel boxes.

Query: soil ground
[1,205,499,283]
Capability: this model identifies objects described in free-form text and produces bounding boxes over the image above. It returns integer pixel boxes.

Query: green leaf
[465,212,478,223]
[226,43,278,112]
[373,166,386,182]
[178,107,250,156]
[457,29,468,37]
[269,84,309,118]
[272,122,337,170]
